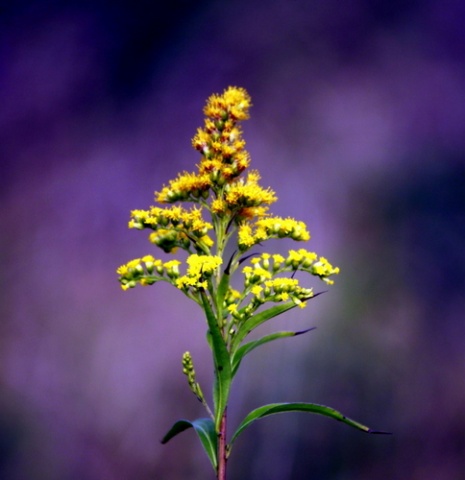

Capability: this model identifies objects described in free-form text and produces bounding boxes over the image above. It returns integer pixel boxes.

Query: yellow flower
[149,230,179,253]
[155,171,211,203]
[174,254,223,292]
[198,159,224,175]
[224,288,241,306]
[192,128,211,152]
[225,171,277,209]
[265,277,299,292]
[204,86,251,121]
[285,249,317,268]
[131,205,212,254]
[211,198,228,215]
[271,254,285,273]
[312,257,340,284]
[164,260,181,278]
[227,304,238,314]
[199,235,214,248]
[186,254,222,277]
[116,264,129,276]
[192,88,253,190]
[238,224,256,249]
[117,256,165,290]
[176,275,198,290]
[256,217,310,241]
[251,285,263,296]
[128,209,149,229]
[237,216,311,251]
[243,264,272,287]
[223,87,252,120]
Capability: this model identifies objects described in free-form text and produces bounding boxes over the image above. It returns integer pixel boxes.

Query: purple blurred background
[1,1,464,479]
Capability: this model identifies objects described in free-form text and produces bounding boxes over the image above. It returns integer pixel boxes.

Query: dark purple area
[1,1,464,479]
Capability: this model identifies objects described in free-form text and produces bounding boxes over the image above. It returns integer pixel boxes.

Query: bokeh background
[1,1,464,479]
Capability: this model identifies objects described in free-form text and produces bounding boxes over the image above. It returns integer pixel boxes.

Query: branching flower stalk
[117,87,389,479]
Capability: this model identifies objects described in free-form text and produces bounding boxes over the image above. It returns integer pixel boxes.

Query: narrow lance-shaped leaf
[231,328,315,378]
[231,302,297,349]
[161,418,217,470]
[232,292,325,350]
[230,402,392,448]
[216,269,230,319]
[200,289,232,431]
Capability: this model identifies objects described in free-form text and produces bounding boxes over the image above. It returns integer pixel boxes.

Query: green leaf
[216,270,230,317]
[200,289,232,431]
[231,328,315,377]
[230,402,391,446]
[161,418,217,470]
[232,302,297,349]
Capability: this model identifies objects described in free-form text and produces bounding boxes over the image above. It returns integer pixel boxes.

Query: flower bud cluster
[226,272,315,324]
[129,206,213,254]
[223,287,241,309]
[242,267,313,310]
[262,278,313,307]
[222,249,339,320]
[285,249,340,284]
[116,255,180,290]
[182,352,204,402]
[248,250,340,284]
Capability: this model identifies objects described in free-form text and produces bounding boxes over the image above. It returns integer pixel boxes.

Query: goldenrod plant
[117,87,389,479]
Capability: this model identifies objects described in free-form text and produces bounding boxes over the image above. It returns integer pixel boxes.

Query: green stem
[217,408,228,480]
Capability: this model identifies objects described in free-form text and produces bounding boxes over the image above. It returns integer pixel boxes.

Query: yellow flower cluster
[129,206,213,253]
[156,86,252,204]
[226,272,314,323]
[240,260,313,309]
[263,278,313,308]
[155,171,211,203]
[285,249,340,284]
[248,250,340,284]
[223,287,241,309]
[203,87,252,121]
[238,217,310,251]
[117,253,223,294]
[220,249,340,322]
[222,171,277,220]
[117,86,340,320]
[175,254,223,292]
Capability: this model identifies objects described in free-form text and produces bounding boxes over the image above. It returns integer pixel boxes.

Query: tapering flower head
[117,86,339,320]
[114,88,385,473]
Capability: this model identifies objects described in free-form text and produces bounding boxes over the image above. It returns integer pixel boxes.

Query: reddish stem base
[217,409,227,480]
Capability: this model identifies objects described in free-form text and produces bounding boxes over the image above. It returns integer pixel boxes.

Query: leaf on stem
[230,402,392,447]
[216,270,230,313]
[161,418,218,470]
[232,292,325,350]
[231,328,315,377]
[200,289,232,431]
[232,302,297,349]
